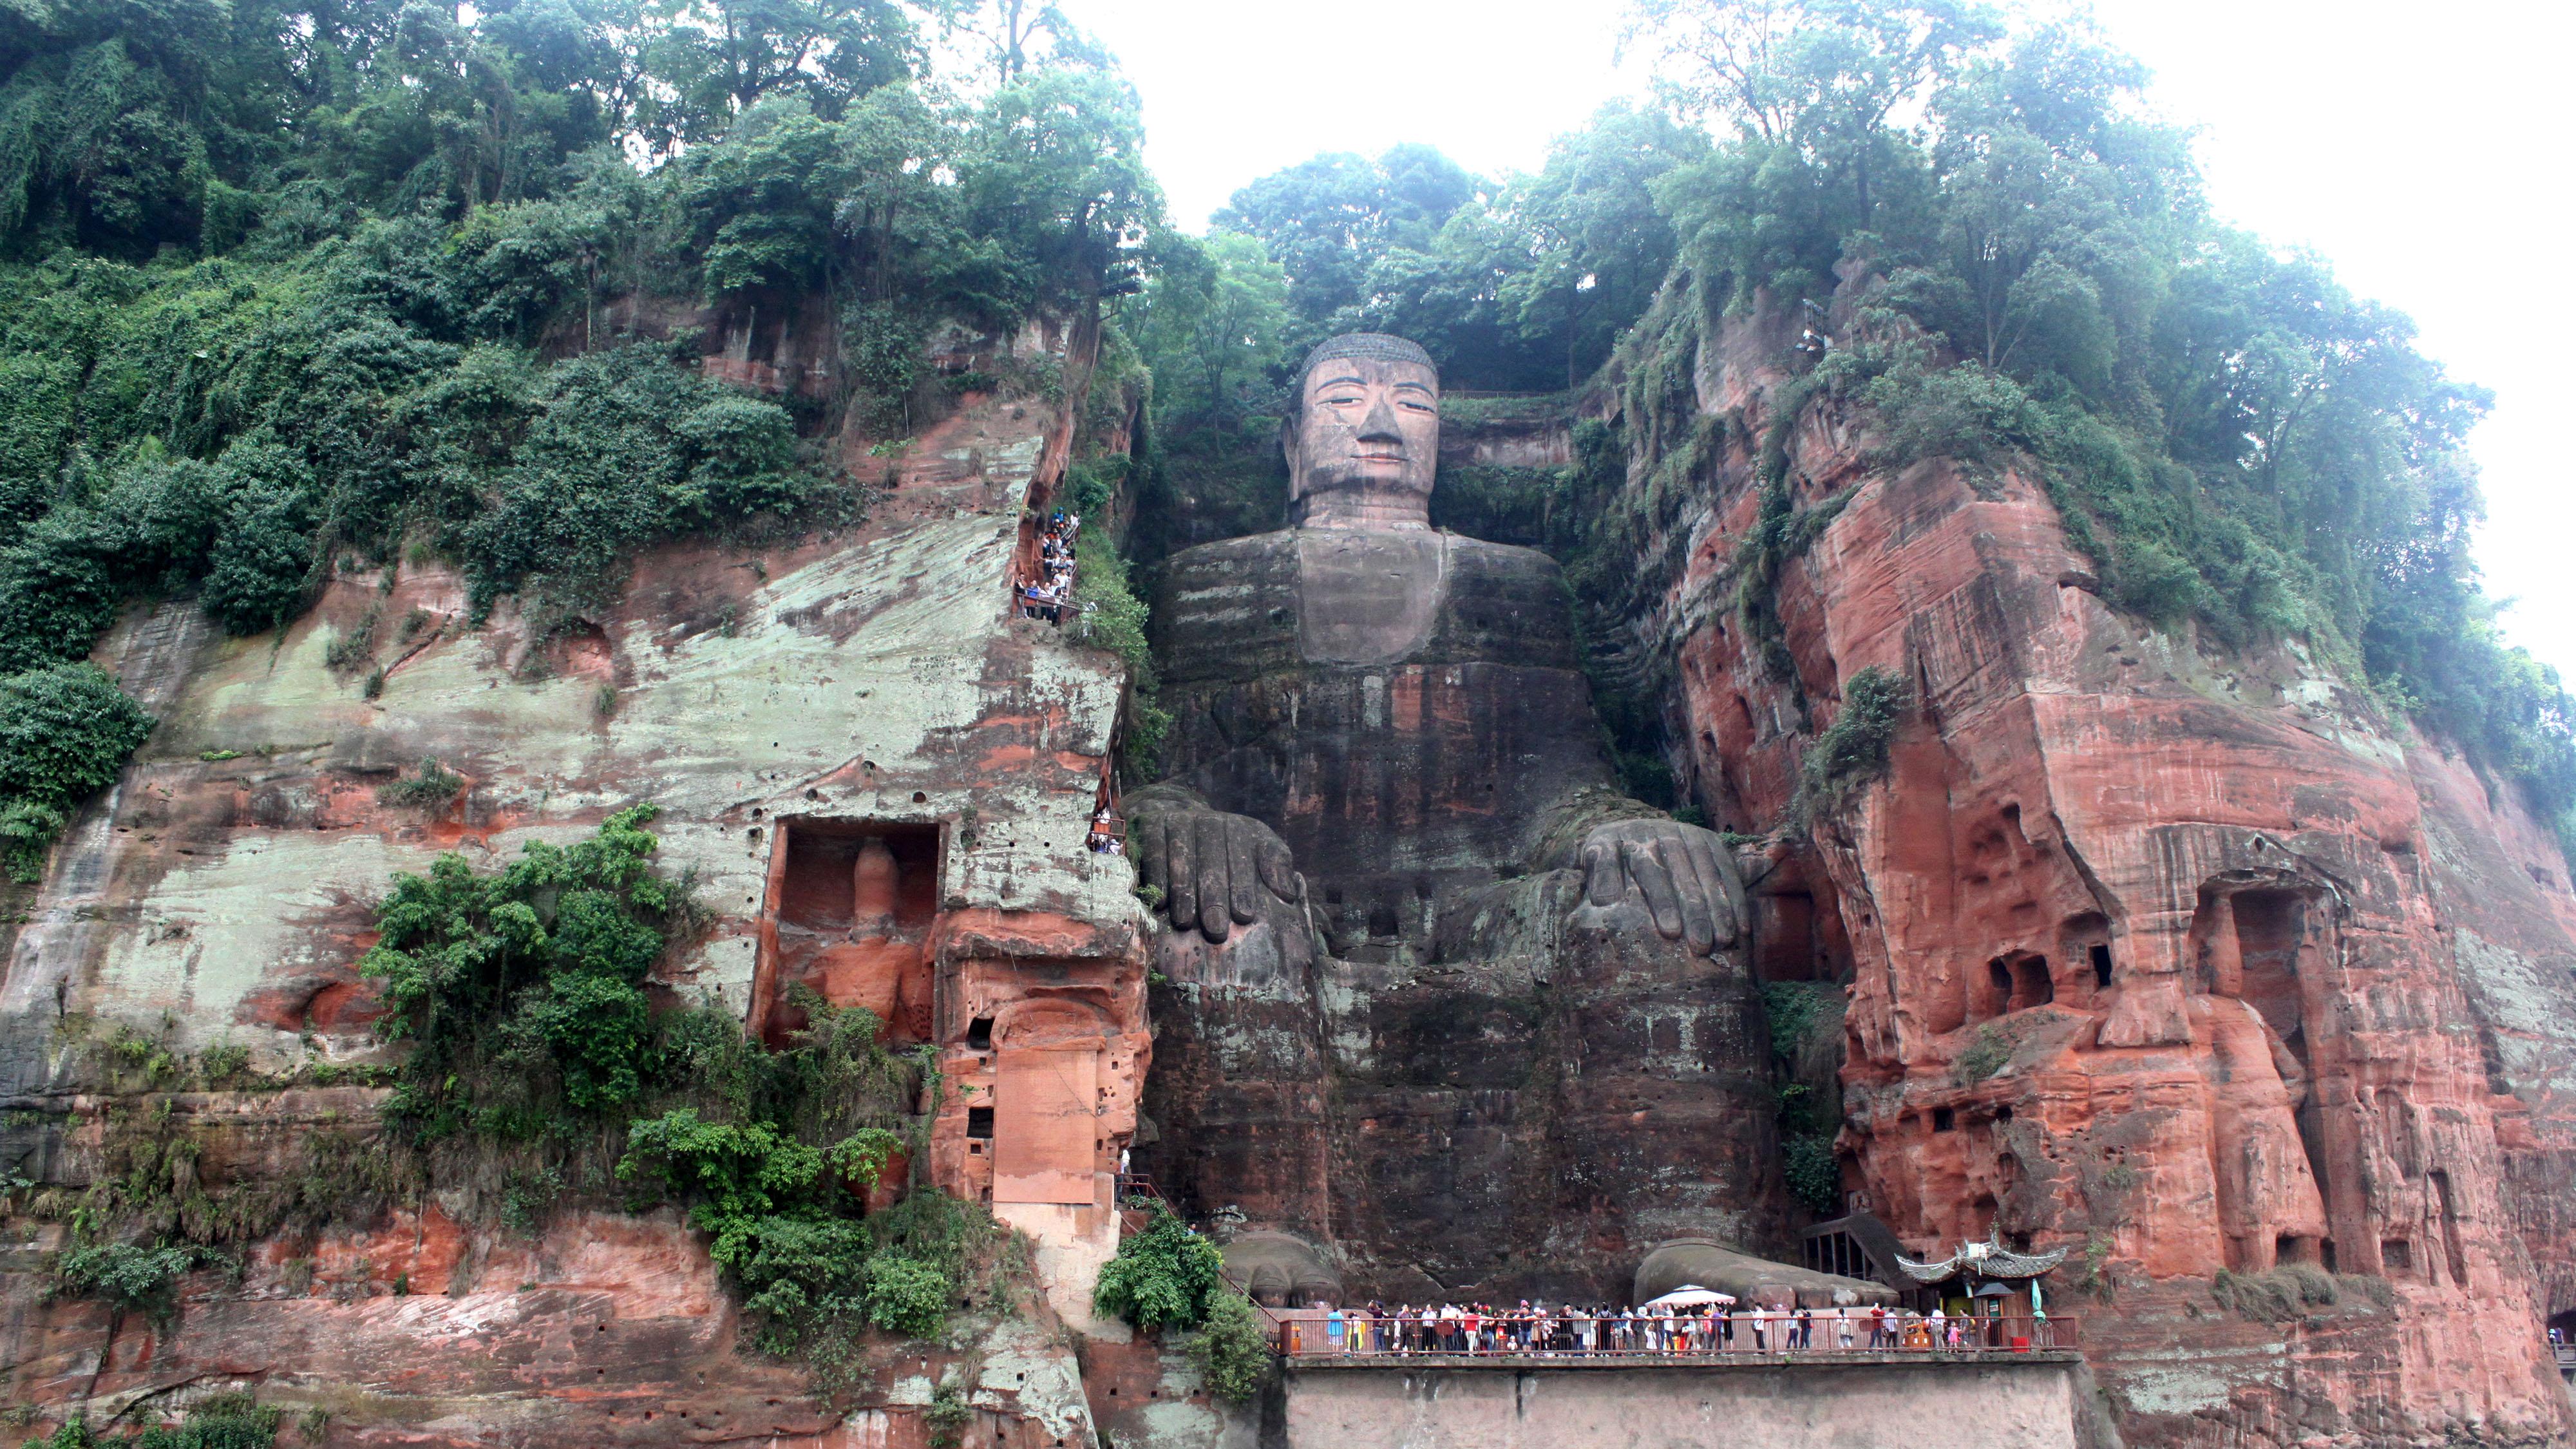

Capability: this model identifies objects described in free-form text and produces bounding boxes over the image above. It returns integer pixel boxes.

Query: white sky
[1063,0,2573,680]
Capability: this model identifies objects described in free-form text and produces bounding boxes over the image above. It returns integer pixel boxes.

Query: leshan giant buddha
[1130,334,1789,1303]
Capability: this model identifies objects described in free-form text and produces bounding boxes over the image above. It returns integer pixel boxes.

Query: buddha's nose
[1358,397,1403,444]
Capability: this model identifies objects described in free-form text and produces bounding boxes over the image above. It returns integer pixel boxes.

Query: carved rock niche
[753,816,942,1048]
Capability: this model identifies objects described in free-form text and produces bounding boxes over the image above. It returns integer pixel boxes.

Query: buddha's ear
[1278,411,1303,500]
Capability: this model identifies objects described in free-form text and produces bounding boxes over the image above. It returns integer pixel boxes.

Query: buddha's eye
[1325,394,1360,406]
[1399,399,1435,413]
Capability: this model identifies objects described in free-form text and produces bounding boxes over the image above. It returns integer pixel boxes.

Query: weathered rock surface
[1607,292,2576,1446]
[0,319,1151,1442]
[1140,524,1787,1303]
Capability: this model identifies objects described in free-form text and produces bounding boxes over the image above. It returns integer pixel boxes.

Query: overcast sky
[1062,0,2573,679]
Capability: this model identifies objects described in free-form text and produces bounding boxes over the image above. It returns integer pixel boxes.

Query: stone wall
[1282,1360,2086,1449]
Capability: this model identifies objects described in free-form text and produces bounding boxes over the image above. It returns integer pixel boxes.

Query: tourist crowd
[1020,508,1083,623]
[1298,1302,2042,1356]
[1087,806,1124,856]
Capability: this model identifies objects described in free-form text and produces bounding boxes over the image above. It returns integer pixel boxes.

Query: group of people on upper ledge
[1086,805,1124,856]
[1019,508,1083,623]
[1307,1302,2043,1356]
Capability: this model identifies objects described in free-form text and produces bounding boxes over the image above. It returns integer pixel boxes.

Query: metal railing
[1278,1312,2081,1362]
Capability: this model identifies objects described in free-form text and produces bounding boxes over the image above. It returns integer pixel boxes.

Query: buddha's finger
[1679,828,1738,945]
[1194,814,1233,943]
[1136,814,1171,898]
[1166,811,1200,935]
[1582,838,1622,907]
[1256,831,1297,901]
[1623,838,1684,939]
[1224,817,1262,925]
[1662,835,1717,955]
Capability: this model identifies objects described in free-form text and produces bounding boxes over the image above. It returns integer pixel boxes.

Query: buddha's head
[1281,333,1439,530]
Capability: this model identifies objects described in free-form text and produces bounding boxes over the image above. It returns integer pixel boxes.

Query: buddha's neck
[1295,489,1431,531]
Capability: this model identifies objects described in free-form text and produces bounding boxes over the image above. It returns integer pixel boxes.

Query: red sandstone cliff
[1624,289,2576,1446]
[0,312,1156,1444]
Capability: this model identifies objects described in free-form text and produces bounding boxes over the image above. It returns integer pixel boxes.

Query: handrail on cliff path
[1273,1312,2083,1363]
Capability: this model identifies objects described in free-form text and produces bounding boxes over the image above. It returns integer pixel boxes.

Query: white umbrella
[1641,1286,1737,1309]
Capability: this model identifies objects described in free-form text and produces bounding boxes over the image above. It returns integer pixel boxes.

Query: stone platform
[1281,1356,2089,1449]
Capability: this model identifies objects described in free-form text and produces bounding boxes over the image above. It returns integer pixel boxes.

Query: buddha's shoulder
[1438,534,1567,593]
[1159,528,1305,584]
[1159,528,1562,576]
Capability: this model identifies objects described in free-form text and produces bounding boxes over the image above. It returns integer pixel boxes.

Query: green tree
[1092,1201,1224,1332]
[1214,144,1477,337]
[0,662,153,880]
[639,0,920,145]
[1133,231,1291,421]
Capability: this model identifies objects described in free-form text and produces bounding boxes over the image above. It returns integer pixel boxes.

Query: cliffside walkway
[1276,1314,2082,1366]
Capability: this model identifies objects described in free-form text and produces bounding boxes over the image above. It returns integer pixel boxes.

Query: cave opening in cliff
[2231,889,2310,1057]
[1976,951,2053,1017]
[754,817,942,1047]
[1752,851,1854,985]
[2061,911,2115,1000]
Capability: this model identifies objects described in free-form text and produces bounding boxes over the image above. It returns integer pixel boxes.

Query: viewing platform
[1271,1312,2083,1367]
[1273,1324,2096,1449]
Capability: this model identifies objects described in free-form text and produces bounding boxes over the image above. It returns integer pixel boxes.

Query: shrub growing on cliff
[1781,1135,1841,1217]
[1797,666,1906,817]
[1068,527,1172,775]
[364,805,681,1131]
[374,759,464,810]
[1092,1200,1226,1332]
[18,1393,282,1449]
[53,1242,198,1315]
[2211,1263,2342,1321]
[0,663,155,881]
[1190,1284,1276,1404]
[359,812,981,1387]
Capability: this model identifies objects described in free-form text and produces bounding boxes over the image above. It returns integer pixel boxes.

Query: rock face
[1602,294,2576,1446]
[0,316,1153,1439]
[1139,523,1787,1302]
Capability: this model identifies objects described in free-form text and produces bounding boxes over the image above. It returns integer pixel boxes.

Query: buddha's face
[1285,354,1440,527]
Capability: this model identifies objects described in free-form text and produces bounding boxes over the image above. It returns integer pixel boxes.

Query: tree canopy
[1162,1,2571,855]
[0,0,1169,882]
[0,0,2565,875]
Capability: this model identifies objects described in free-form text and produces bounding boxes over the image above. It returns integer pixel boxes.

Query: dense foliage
[19,1393,281,1449]
[1761,980,1848,1217]
[1623,0,2573,849]
[1190,1285,1276,1404]
[0,0,1170,876]
[1799,665,1906,817]
[0,662,152,879]
[1156,0,2573,855]
[1094,1201,1273,1400]
[1092,1199,1224,1331]
[363,808,990,1388]
[1204,117,1705,393]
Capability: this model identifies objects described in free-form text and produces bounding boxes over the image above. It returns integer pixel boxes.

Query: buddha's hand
[1575,818,1743,955]
[1129,788,1302,944]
